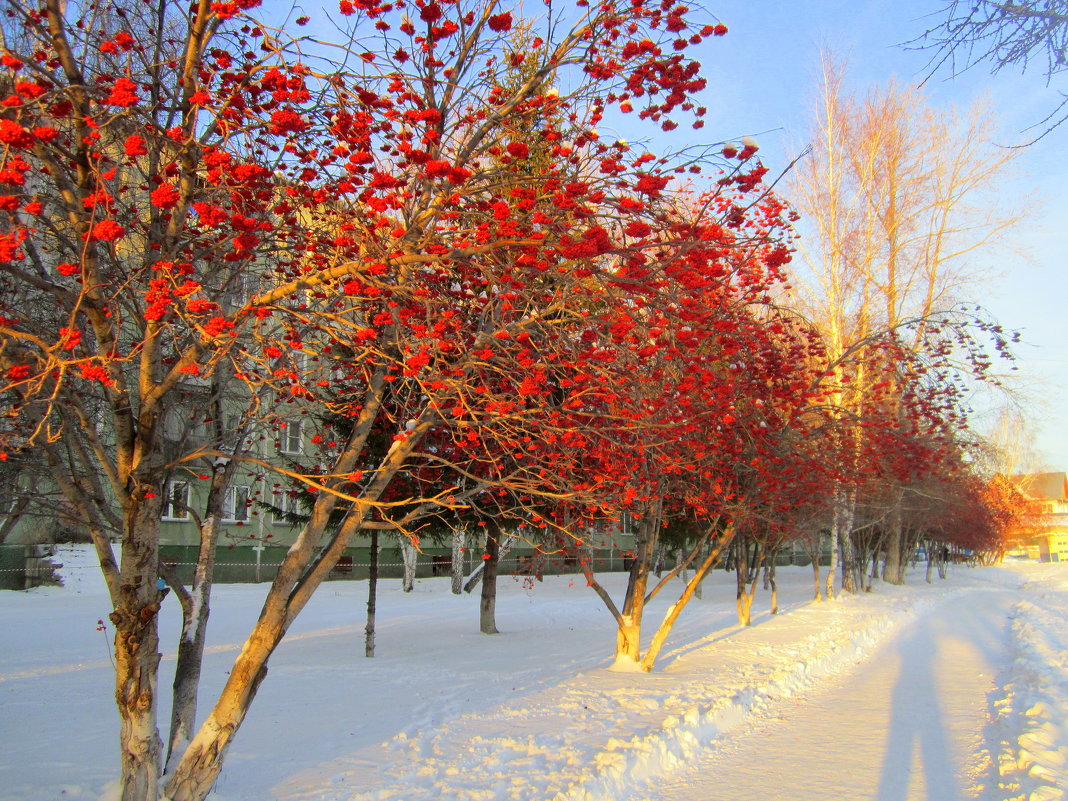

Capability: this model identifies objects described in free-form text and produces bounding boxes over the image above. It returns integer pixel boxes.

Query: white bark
[827,514,840,601]
[397,534,418,592]
[675,548,688,584]
[450,529,465,595]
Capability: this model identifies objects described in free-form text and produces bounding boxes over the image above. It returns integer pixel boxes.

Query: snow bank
[993,568,1068,801]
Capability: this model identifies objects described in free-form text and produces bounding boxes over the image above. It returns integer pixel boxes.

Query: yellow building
[1038,533,1068,563]
[1009,472,1068,563]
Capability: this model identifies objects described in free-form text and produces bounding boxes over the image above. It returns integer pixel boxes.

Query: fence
[155,544,636,584]
[1,542,821,589]
[0,543,636,587]
[0,544,61,590]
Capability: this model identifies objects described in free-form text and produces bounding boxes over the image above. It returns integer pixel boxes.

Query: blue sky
[684,0,1068,471]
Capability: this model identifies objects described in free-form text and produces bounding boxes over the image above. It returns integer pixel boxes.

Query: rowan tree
[1,0,751,798]
[558,178,829,670]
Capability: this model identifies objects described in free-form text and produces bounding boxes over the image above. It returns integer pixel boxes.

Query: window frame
[161,480,191,521]
[222,485,251,524]
[271,491,301,525]
[280,419,303,455]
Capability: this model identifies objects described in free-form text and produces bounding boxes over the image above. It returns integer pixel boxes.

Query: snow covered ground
[0,546,1065,801]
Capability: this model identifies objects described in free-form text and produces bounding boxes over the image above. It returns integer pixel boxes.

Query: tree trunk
[0,494,31,544]
[163,409,405,801]
[839,529,856,594]
[735,537,752,626]
[615,614,642,663]
[865,544,878,591]
[450,528,465,595]
[114,488,165,801]
[810,537,823,601]
[736,586,754,626]
[479,520,502,634]
[693,545,705,600]
[827,492,847,600]
[837,488,859,593]
[768,559,778,615]
[165,455,236,774]
[366,529,379,658]
[612,505,659,667]
[164,514,219,774]
[462,533,516,593]
[639,527,732,671]
[398,533,417,592]
[883,500,906,585]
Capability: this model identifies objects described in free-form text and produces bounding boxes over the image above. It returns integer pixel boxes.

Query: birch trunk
[675,548,688,585]
[398,533,417,593]
[450,529,465,595]
[366,529,379,658]
[810,535,823,601]
[114,488,165,801]
[826,510,840,600]
[841,490,860,593]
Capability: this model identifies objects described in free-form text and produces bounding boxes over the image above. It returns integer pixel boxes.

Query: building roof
[1009,472,1068,501]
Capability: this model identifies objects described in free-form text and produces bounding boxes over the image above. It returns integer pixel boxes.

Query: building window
[162,481,190,521]
[620,512,634,536]
[272,491,302,525]
[280,420,302,455]
[222,486,250,523]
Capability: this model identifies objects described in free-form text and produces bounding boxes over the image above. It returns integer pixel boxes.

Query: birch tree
[788,54,1024,589]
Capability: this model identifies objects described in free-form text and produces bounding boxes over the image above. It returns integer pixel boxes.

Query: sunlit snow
[0,547,1065,801]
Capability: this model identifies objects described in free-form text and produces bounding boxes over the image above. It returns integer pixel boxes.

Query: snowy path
[625,587,1016,801]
